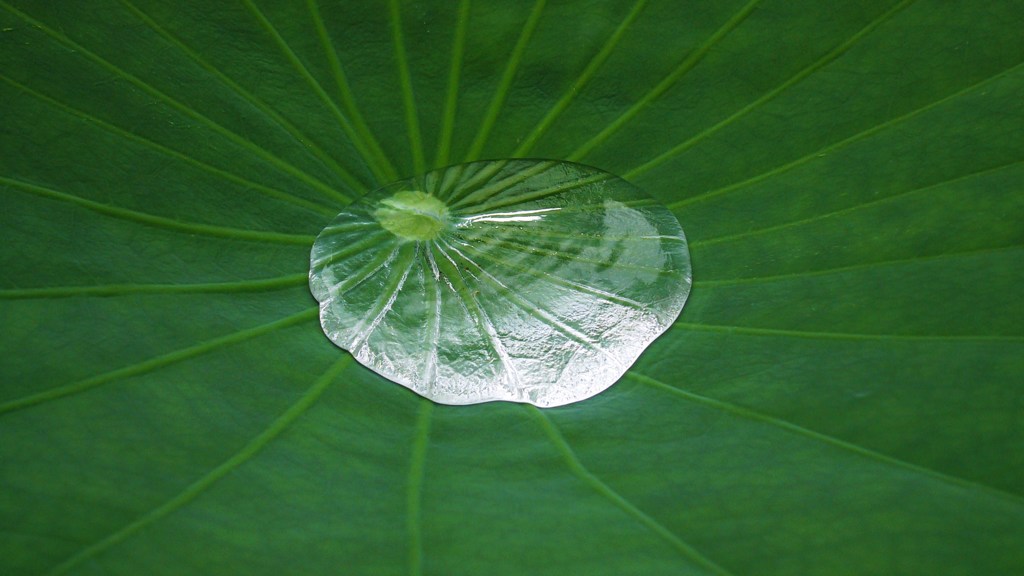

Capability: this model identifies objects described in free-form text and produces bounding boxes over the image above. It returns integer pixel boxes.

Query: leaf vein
[0,74,336,217]
[569,0,762,162]
[240,0,389,187]
[388,0,427,175]
[347,243,419,351]
[438,239,616,363]
[463,0,547,162]
[42,357,351,576]
[513,0,648,157]
[690,159,1024,248]
[451,238,648,310]
[0,272,308,300]
[434,0,471,167]
[118,0,368,195]
[670,321,1024,343]
[0,1,350,203]
[406,400,433,576]
[626,371,1024,507]
[0,308,319,415]
[432,242,523,392]
[528,406,735,575]
[1,177,316,245]
[307,0,399,183]
[629,0,917,183]
[695,244,1024,287]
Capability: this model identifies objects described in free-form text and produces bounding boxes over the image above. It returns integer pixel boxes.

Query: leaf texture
[1,0,1022,574]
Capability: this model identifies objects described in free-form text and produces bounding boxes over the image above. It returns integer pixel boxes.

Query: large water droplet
[309,159,691,407]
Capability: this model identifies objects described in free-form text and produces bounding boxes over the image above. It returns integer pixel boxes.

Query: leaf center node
[374,190,450,241]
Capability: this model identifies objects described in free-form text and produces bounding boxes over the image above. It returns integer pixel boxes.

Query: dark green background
[2,0,1022,574]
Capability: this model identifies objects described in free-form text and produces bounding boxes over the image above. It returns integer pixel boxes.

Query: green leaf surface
[1,0,1022,574]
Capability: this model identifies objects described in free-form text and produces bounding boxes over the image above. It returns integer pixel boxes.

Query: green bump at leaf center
[374,190,449,241]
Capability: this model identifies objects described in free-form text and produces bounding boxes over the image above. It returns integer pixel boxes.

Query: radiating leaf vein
[568,0,763,162]
[389,0,427,176]
[626,371,1024,507]
[462,0,547,162]
[528,406,735,575]
[118,0,369,195]
[464,172,612,213]
[347,243,418,351]
[422,246,445,387]
[691,159,1024,248]
[0,1,351,204]
[0,176,316,245]
[0,272,308,300]
[695,244,1024,287]
[450,160,560,209]
[451,238,648,310]
[41,357,351,576]
[240,0,389,188]
[0,74,337,217]
[513,0,649,157]
[307,0,400,183]
[432,242,523,392]
[670,321,1024,343]
[0,308,319,415]
[628,0,918,183]
[434,0,471,167]
[439,239,612,359]
[467,234,678,275]
[406,400,433,576]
